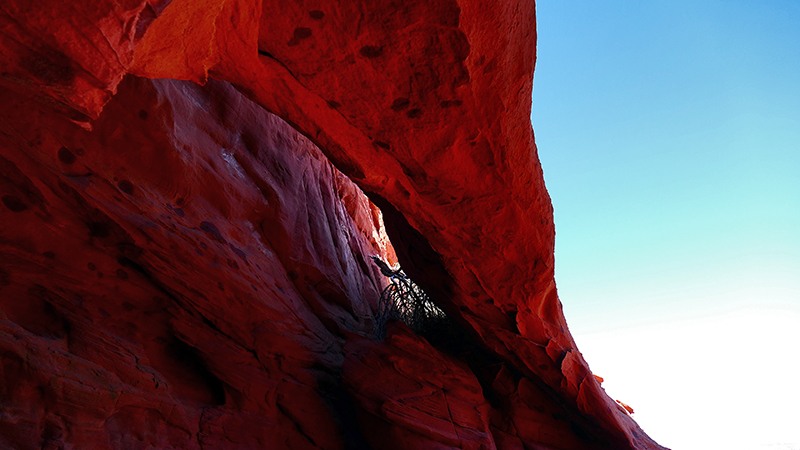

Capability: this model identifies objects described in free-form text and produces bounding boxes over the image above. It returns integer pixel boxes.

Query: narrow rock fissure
[361,197,629,449]
[363,196,509,397]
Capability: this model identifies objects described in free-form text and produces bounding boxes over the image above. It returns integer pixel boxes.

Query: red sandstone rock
[594,374,605,384]
[1,75,388,449]
[343,323,495,450]
[0,1,668,449]
[617,400,635,416]
[0,0,171,119]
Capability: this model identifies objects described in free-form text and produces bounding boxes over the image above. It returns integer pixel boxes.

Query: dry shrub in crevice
[370,256,448,340]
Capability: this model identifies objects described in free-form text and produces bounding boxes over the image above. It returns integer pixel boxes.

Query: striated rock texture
[0,73,395,449]
[0,1,666,450]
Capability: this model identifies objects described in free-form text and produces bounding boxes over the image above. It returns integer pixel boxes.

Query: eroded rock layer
[1,0,666,449]
[0,74,394,449]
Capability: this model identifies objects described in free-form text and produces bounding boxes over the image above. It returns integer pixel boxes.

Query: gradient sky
[531,1,799,449]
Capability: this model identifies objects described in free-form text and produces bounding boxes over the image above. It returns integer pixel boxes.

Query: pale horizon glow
[574,308,800,450]
[532,0,800,448]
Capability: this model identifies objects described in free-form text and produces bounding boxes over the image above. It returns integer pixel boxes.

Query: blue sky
[531,1,799,448]
[533,0,800,330]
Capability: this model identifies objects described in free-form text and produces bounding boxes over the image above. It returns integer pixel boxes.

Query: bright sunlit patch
[573,307,800,450]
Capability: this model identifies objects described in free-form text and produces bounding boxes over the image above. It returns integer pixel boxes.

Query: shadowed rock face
[0,1,666,450]
[0,74,394,450]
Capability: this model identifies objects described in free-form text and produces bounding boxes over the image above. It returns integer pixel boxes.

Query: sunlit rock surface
[0,0,666,449]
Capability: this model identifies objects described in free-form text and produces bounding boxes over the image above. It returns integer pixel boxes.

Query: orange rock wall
[0,0,666,449]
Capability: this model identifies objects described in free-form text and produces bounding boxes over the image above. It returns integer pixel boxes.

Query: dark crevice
[362,192,630,449]
[364,192,510,405]
[163,336,226,406]
[314,371,374,450]
[283,358,377,449]
[256,49,299,82]
[365,193,455,307]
